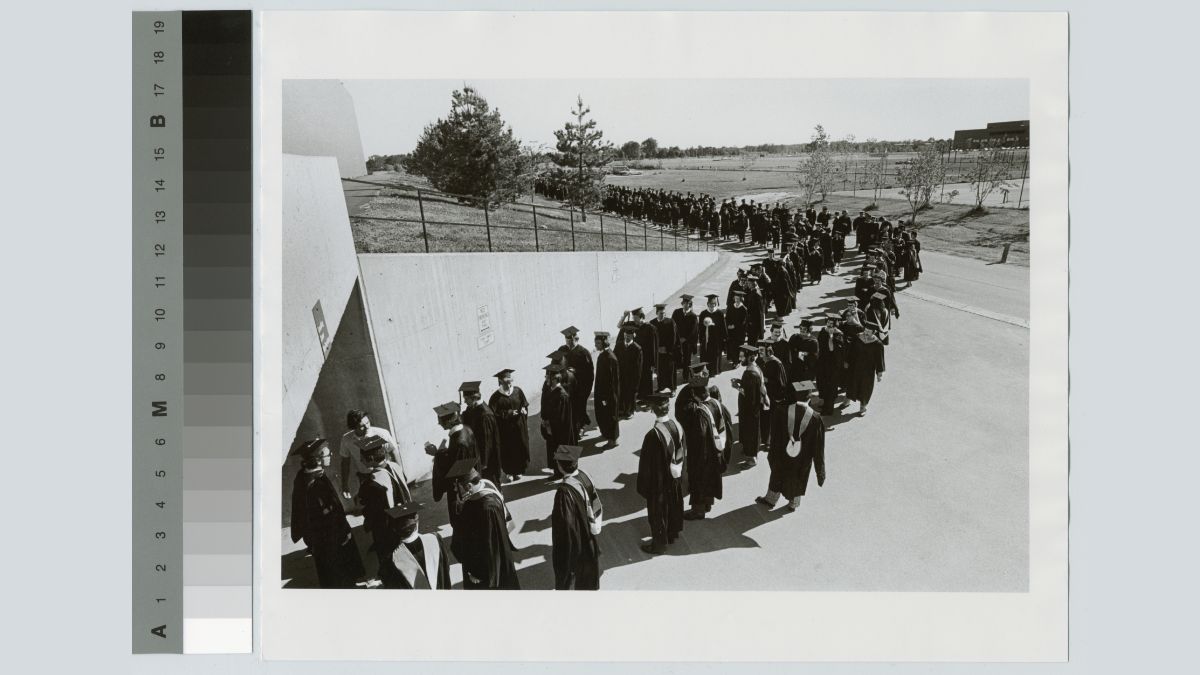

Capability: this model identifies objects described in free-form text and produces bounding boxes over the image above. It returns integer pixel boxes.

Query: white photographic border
[257,10,1068,661]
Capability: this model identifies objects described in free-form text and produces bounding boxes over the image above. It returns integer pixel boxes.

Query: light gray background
[1,0,1196,672]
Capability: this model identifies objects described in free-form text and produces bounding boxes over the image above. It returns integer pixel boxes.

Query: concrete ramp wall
[281,154,364,460]
[282,80,367,179]
[358,251,719,480]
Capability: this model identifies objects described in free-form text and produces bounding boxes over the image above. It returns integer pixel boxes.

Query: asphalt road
[282,238,1029,592]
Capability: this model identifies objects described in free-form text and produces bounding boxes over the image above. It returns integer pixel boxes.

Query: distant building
[953,120,1029,150]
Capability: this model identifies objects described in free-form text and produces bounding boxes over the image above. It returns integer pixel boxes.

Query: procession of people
[289,188,921,591]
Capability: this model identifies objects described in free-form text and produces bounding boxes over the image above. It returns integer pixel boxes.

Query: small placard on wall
[313,300,331,358]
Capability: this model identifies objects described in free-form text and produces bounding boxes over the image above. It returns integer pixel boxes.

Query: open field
[349,169,1029,265]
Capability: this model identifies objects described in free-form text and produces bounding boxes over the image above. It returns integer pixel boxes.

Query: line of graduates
[289,195,917,588]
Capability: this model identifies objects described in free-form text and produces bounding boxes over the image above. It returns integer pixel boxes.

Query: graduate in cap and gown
[724,290,749,365]
[846,328,886,416]
[671,295,699,376]
[560,326,594,427]
[733,344,768,464]
[357,434,413,562]
[550,445,603,590]
[757,381,826,512]
[649,304,678,392]
[460,381,502,487]
[546,348,580,441]
[637,393,686,554]
[681,366,726,520]
[629,308,659,399]
[759,337,789,449]
[698,294,727,373]
[815,313,848,414]
[425,402,478,529]
[539,363,575,478]
[446,459,521,590]
[488,369,530,481]
[592,332,621,444]
[377,502,452,590]
[788,319,820,384]
[743,273,767,344]
[290,439,365,588]
[861,292,895,346]
[613,322,643,418]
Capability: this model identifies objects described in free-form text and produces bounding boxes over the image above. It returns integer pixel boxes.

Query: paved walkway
[283,237,1030,592]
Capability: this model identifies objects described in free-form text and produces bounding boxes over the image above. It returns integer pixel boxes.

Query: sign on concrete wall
[313,299,331,359]
[477,304,495,350]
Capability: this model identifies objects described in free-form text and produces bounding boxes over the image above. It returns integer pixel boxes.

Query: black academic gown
[462,402,502,486]
[698,309,727,373]
[725,304,748,363]
[681,396,725,512]
[650,317,678,390]
[637,419,685,549]
[634,323,659,397]
[451,484,520,590]
[612,339,642,416]
[671,308,698,372]
[737,365,766,458]
[564,344,594,426]
[815,327,846,410]
[593,349,620,441]
[846,331,886,406]
[788,332,820,383]
[540,384,574,470]
[744,289,766,344]
[551,471,602,590]
[761,355,789,446]
[489,387,530,478]
[767,403,827,500]
[431,428,479,528]
[379,532,452,589]
[290,469,364,589]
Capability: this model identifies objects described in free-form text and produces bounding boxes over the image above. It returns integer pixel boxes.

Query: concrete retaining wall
[358,251,719,480]
[282,80,367,179]
[281,154,366,460]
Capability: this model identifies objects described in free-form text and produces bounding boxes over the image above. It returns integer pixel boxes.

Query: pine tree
[402,87,530,206]
[551,96,613,220]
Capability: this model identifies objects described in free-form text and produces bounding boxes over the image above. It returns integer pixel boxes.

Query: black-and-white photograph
[281,77,1031,593]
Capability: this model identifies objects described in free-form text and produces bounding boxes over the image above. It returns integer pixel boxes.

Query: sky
[343,79,1029,157]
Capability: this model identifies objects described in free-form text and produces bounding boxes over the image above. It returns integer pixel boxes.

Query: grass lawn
[349,169,1029,265]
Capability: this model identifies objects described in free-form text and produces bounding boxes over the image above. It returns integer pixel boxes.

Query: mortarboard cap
[871,292,887,301]
[493,368,515,379]
[758,337,776,347]
[621,321,638,331]
[433,402,461,420]
[544,362,565,373]
[384,502,425,521]
[825,312,843,321]
[679,294,694,301]
[732,290,745,298]
[553,445,583,462]
[690,362,709,376]
[594,331,611,339]
[546,348,566,360]
[705,294,719,301]
[630,307,645,316]
[290,438,329,459]
[793,380,816,395]
[445,458,479,482]
[644,392,671,404]
[360,435,388,452]
[654,303,667,309]
[798,319,813,328]
[739,344,759,355]
[561,326,580,337]
[458,381,481,396]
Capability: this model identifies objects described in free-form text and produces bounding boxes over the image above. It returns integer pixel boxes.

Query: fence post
[483,201,493,252]
[600,213,605,251]
[999,242,1011,264]
[644,222,648,250]
[532,203,539,252]
[570,209,576,252]
[660,223,664,250]
[416,188,430,253]
[624,217,629,251]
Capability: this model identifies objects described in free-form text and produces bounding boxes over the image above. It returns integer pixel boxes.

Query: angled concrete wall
[282,80,367,179]
[281,154,367,461]
[357,251,719,481]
